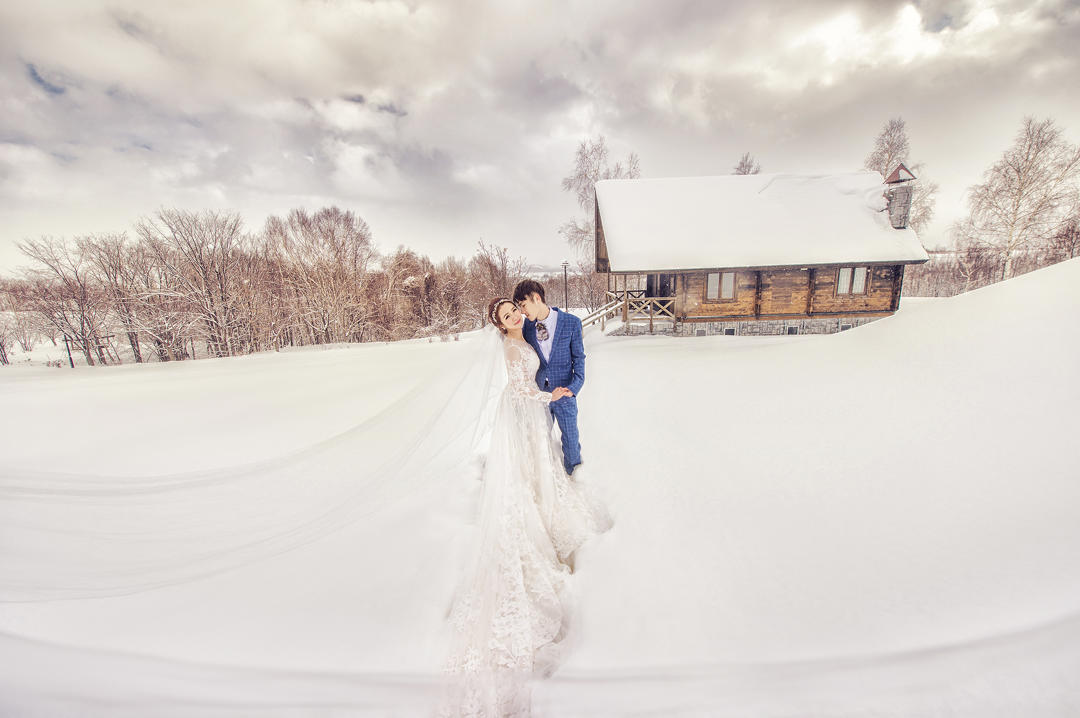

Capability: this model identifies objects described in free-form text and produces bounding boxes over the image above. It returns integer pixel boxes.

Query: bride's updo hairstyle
[487,297,515,335]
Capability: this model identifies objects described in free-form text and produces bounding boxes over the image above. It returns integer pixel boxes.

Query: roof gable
[884,162,917,184]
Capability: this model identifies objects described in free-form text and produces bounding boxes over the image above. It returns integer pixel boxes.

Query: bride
[437,297,614,717]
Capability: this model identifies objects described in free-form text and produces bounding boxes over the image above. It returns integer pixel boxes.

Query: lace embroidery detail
[503,339,552,404]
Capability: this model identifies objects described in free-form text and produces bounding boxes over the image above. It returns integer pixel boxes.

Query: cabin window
[836,266,868,295]
[721,272,735,299]
[851,266,867,293]
[786,326,799,335]
[706,271,736,301]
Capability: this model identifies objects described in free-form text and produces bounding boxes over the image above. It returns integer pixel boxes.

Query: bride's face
[498,302,524,332]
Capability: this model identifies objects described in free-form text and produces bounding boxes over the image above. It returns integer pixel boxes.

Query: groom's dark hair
[512,279,545,304]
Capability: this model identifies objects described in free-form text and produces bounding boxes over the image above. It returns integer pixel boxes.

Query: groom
[512,279,585,476]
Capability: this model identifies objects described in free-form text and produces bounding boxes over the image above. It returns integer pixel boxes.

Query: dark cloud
[375,102,407,117]
[25,63,65,95]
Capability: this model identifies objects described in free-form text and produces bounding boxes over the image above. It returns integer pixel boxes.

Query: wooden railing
[606,289,645,302]
[581,297,623,330]
[582,293,677,333]
[625,296,676,333]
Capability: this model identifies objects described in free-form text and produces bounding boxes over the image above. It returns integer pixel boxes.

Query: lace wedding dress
[437,336,613,717]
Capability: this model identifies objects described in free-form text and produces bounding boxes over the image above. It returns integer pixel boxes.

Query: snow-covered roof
[595,172,930,272]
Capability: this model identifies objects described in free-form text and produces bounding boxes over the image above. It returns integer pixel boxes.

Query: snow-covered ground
[2,260,1079,717]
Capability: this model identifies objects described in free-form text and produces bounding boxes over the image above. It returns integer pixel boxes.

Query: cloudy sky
[1,0,1078,272]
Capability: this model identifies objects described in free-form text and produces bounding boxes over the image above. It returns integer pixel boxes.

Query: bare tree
[733,152,761,175]
[959,116,1080,280]
[0,284,40,353]
[16,237,113,365]
[954,234,999,292]
[865,118,910,180]
[463,240,528,326]
[361,247,440,341]
[568,257,609,311]
[137,209,245,357]
[0,311,11,365]
[907,165,938,234]
[428,256,472,336]
[1046,215,1080,261]
[81,233,147,362]
[264,206,375,345]
[864,117,939,234]
[124,241,199,361]
[559,135,641,258]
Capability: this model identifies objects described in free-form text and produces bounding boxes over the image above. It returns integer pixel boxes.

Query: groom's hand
[552,387,573,400]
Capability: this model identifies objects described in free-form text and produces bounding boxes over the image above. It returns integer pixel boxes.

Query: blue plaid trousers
[524,307,585,476]
[548,396,582,475]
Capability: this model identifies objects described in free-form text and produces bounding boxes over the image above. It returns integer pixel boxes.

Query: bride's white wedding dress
[438,335,613,717]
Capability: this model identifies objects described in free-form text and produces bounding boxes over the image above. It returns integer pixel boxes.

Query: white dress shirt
[536,307,558,362]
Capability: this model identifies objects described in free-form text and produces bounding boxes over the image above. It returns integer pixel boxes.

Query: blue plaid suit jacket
[522,307,585,396]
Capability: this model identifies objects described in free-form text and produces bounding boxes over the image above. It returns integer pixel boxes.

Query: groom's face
[517,293,545,321]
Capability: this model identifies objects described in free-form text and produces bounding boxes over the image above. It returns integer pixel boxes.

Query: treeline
[0,131,631,368]
[903,227,1079,296]
[0,206,547,366]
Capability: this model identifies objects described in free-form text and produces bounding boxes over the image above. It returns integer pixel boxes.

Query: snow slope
[2,259,1079,716]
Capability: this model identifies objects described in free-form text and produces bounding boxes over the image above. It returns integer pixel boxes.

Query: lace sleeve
[504,340,552,404]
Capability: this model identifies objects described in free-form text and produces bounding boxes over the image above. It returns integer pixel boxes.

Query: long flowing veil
[0,325,509,603]
[436,328,613,717]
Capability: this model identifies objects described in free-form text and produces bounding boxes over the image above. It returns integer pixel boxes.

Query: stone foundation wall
[613,315,885,337]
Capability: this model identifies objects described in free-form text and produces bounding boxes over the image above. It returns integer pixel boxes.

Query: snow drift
[1,258,1079,716]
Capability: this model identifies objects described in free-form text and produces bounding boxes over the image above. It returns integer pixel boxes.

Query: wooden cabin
[587,167,929,335]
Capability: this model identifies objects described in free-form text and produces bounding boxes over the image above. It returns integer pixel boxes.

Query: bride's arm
[504,341,553,404]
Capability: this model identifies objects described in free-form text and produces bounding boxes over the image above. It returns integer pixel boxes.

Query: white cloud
[0,0,1078,268]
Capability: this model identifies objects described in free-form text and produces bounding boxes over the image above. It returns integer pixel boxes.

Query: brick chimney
[883,162,916,229]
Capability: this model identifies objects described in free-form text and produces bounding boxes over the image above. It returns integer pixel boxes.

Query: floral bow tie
[536,321,549,341]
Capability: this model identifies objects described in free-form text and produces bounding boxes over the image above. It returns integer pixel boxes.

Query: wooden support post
[806,268,816,316]
[890,264,904,311]
[623,291,629,323]
[753,271,762,318]
[674,275,682,325]
[649,300,654,334]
